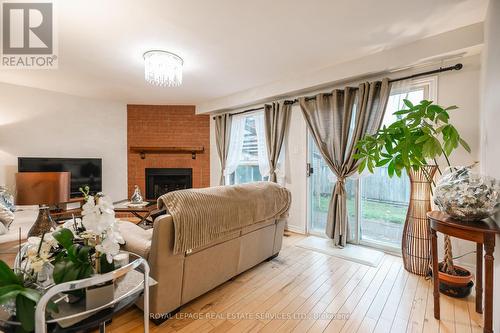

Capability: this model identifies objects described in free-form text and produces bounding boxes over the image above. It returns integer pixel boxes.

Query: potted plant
[354,99,473,296]
[0,187,124,332]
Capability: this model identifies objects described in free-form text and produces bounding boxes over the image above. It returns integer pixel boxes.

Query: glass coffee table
[0,251,154,333]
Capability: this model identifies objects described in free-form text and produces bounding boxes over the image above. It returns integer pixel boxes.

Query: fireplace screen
[145,168,192,200]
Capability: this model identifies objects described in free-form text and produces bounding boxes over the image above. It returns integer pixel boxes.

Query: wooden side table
[113,200,163,226]
[428,211,500,333]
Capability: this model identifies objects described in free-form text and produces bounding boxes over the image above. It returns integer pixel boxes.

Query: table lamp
[15,172,71,237]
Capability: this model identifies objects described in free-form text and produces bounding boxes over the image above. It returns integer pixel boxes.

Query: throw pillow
[0,186,15,212]
[0,203,15,231]
[0,221,7,235]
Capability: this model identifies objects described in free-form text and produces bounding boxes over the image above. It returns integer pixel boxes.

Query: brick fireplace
[127,105,210,198]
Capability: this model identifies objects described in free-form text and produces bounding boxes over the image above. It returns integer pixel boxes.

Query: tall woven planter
[402,165,437,276]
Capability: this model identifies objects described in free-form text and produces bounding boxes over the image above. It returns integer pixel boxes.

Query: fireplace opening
[145,168,192,200]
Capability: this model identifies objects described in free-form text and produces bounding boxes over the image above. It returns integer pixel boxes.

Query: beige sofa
[120,213,286,322]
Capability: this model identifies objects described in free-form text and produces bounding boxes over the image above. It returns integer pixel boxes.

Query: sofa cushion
[237,224,275,274]
[182,237,240,304]
[0,207,37,243]
[119,221,153,258]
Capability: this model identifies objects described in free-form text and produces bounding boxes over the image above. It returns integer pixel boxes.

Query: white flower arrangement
[80,191,124,264]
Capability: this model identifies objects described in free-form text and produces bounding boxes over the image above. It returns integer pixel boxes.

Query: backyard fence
[311,161,410,205]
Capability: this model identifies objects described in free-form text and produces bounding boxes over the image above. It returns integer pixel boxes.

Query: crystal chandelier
[143,50,183,87]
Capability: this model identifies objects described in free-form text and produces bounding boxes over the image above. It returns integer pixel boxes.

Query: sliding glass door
[307,78,434,251]
[308,135,357,240]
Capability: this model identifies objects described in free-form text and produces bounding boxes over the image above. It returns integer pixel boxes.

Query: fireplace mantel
[130,146,204,160]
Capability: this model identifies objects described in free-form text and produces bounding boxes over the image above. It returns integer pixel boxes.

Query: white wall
[480,1,500,332]
[435,55,481,268]
[0,82,127,202]
[198,23,483,114]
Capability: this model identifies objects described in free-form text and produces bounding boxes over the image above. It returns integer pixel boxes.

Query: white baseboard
[285,224,306,234]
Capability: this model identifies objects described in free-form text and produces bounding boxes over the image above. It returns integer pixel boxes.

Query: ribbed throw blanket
[157,182,291,254]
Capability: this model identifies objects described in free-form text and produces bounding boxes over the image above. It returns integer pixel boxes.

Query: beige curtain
[214,114,231,185]
[264,102,291,182]
[299,78,391,247]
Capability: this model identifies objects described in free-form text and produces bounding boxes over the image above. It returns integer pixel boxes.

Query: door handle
[306,163,314,177]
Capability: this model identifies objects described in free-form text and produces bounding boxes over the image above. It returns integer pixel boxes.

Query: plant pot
[438,263,474,298]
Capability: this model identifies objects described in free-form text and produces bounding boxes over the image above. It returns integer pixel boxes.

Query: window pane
[359,88,424,248]
[229,113,267,185]
[234,165,263,184]
[359,167,409,246]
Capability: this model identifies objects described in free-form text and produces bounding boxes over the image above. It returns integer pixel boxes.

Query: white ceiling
[0,0,487,105]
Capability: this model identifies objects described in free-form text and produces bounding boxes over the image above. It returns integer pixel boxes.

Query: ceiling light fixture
[143,50,183,87]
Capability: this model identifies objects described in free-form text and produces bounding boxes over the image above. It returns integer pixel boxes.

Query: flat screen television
[18,157,102,198]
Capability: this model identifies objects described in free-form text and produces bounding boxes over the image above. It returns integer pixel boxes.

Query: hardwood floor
[0,233,483,332]
[104,233,483,333]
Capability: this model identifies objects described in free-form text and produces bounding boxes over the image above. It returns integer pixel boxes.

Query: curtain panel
[214,114,232,185]
[263,102,292,182]
[299,78,391,246]
[224,115,247,184]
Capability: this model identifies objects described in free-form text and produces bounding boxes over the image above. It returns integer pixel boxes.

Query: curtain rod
[212,63,463,119]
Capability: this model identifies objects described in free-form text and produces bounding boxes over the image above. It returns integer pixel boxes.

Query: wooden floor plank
[466,293,483,333]
[101,233,480,333]
[405,276,429,333]
[372,260,410,333]
[439,294,456,333]
[337,257,396,333]
[389,269,420,333]
[453,296,472,333]
[421,279,440,333]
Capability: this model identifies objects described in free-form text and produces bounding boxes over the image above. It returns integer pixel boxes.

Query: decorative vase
[131,185,143,204]
[434,166,499,221]
[402,165,437,276]
[28,205,57,237]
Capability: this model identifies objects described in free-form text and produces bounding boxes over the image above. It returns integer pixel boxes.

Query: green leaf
[387,160,395,178]
[0,285,22,304]
[16,294,36,332]
[403,99,414,109]
[445,105,459,111]
[395,166,402,177]
[352,153,363,160]
[53,260,78,284]
[444,139,454,156]
[436,112,449,123]
[0,260,20,286]
[52,228,74,250]
[77,245,92,263]
[393,109,411,115]
[19,288,41,304]
[415,135,429,144]
[459,138,471,153]
[375,158,391,167]
[47,300,59,314]
[357,159,367,174]
[99,254,115,274]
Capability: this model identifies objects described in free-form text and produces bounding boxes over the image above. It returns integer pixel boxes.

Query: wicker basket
[402,165,437,276]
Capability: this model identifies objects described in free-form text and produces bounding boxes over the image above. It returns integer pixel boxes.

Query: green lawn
[314,196,407,224]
